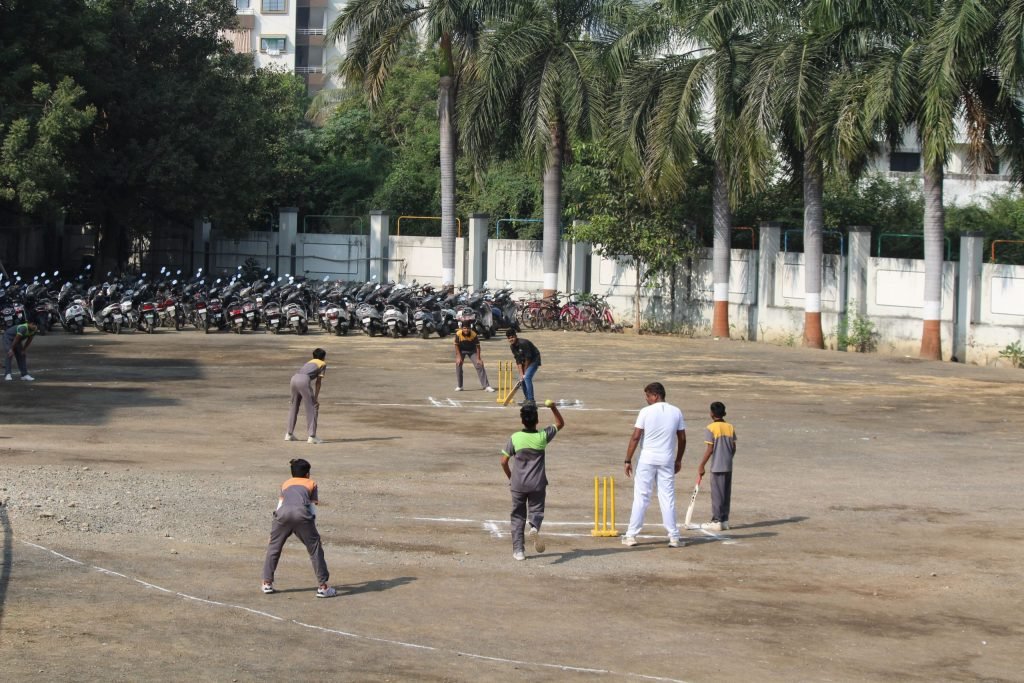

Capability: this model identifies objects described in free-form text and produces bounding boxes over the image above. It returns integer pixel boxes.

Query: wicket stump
[591,476,620,537]
[496,360,517,404]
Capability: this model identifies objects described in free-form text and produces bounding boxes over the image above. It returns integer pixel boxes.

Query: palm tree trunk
[711,161,731,338]
[438,74,457,287]
[541,124,563,299]
[803,154,824,348]
[920,162,944,360]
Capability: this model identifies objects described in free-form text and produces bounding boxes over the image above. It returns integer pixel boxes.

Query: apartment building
[227,0,347,95]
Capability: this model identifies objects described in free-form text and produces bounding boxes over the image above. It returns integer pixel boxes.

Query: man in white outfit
[622,382,686,548]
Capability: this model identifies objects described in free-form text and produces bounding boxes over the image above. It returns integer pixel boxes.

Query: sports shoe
[701,521,722,532]
[512,550,526,561]
[721,521,730,530]
[528,525,545,553]
[621,536,638,547]
[316,584,337,598]
[20,374,34,381]
[261,582,275,594]
[668,537,685,548]
[284,433,296,441]
[484,386,496,393]
[3,374,11,381]
[454,386,463,392]
[307,436,323,445]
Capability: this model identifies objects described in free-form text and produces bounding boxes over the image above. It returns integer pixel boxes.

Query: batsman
[505,328,541,407]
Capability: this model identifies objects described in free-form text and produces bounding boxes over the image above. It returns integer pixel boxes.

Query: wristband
[624,460,631,464]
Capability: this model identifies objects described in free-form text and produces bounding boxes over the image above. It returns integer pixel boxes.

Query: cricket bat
[683,475,702,527]
[501,379,523,406]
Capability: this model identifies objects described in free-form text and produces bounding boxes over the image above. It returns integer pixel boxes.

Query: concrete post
[846,226,871,316]
[467,213,488,290]
[954,231,984,363]
[278,207,298,276]
[757,222,781,327]
[570,232,592,295]
[192,217,211,275]
[369,210,391,282]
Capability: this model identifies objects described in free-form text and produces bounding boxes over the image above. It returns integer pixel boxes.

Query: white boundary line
[19,539,688,683]
[331,399,632,413]
[409,517,738,544]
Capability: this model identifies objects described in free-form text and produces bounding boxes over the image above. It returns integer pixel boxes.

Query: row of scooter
[3,266,521,339]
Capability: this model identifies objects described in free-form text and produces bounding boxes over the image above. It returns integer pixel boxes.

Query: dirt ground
[1,326,1022,682]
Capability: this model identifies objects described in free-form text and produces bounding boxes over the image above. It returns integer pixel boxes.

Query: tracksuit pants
[287,374,318,437]
[510,488,546,553]
[262,505,329,585]
[456,352,490,389]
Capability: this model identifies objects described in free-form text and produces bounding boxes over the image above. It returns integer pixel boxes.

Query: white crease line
[484,521,503,538]
[333,401,630,412]
[20,539,688,683]
[412,517,735,543]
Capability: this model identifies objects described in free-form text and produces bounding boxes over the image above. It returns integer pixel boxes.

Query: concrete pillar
[846,226,871,316]
[192,217,211,275]
[467,213,488,290]
[278,207,298,276]
[757,221,781,315]
[369,210,391,282]
[954,231,984,363]
[571,231,591,295]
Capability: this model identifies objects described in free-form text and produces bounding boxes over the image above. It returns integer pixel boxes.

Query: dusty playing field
[1,328,1022,682]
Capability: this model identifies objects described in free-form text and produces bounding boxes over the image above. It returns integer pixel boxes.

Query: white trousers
[626,462,678,538]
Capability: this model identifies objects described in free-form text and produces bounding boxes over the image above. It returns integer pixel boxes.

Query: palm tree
[327,0,488,288]
[616,0,780,338]
[859,0,1024,359]
[461,0,625,299]
[745,1,916,349]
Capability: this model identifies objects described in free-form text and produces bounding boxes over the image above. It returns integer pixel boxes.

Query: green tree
[328,0,489,287]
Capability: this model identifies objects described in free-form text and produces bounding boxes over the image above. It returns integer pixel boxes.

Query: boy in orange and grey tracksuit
[261,458,336,597]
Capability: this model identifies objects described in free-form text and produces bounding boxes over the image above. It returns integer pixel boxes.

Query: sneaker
[20,374,34,381]
[528,525,545,553]
[668,537,685,548]
[700,521,722,532]
[262,582,275,594]
[721,521,730,530]
[284,433,296,441]
[484,386,496,393]
[3,374,11,381]
[512,550,526,561]
[316,584,337,598]
[307,436,323,445]
[621,536,638,547]
[454,386,463,392]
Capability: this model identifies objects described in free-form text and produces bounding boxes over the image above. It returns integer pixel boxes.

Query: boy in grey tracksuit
[501,402,564,561]
[261,458,336,597]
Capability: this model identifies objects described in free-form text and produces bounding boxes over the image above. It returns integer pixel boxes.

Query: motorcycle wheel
[437,324,450,338]
[175,317,184,331]
[204,319,212,334]
[368,327,376,337]
[389,327,399,339]
[270,326,279,335]
[113,322,121,335]
[421,329,431,339]
[75,324,84,335]
[297,321,308,335]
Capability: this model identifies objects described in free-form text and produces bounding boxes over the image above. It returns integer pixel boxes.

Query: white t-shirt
[635,401,686,466]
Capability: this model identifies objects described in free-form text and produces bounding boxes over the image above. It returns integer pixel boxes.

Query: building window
[261,0,286,13]
[261,36,286,53]
[235,0,250,9]
[889,152,920,173]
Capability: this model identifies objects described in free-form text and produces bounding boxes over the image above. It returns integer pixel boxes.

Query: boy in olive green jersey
[501,401,564,561]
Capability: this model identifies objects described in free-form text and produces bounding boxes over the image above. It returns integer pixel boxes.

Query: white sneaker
[20,374,34,381]
[528,525,545,553]
[484,386,496,393]
[621,536,638,547]
[512,550,526,561]
[307,436,323,445]
[3,374,11,381]
[668,537,685,548]
[721,521,730,530]
[316,585,337,598]
[284,433,296,441]
[454,386,463,392]
[261,582,275,594]
[700,521,722,532]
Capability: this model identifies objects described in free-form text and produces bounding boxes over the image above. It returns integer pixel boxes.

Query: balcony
[298,0,328,8]
[296,28,326,47]
[234,8,255,29]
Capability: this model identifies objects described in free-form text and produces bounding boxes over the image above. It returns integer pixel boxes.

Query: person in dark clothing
[505,329,541,405]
